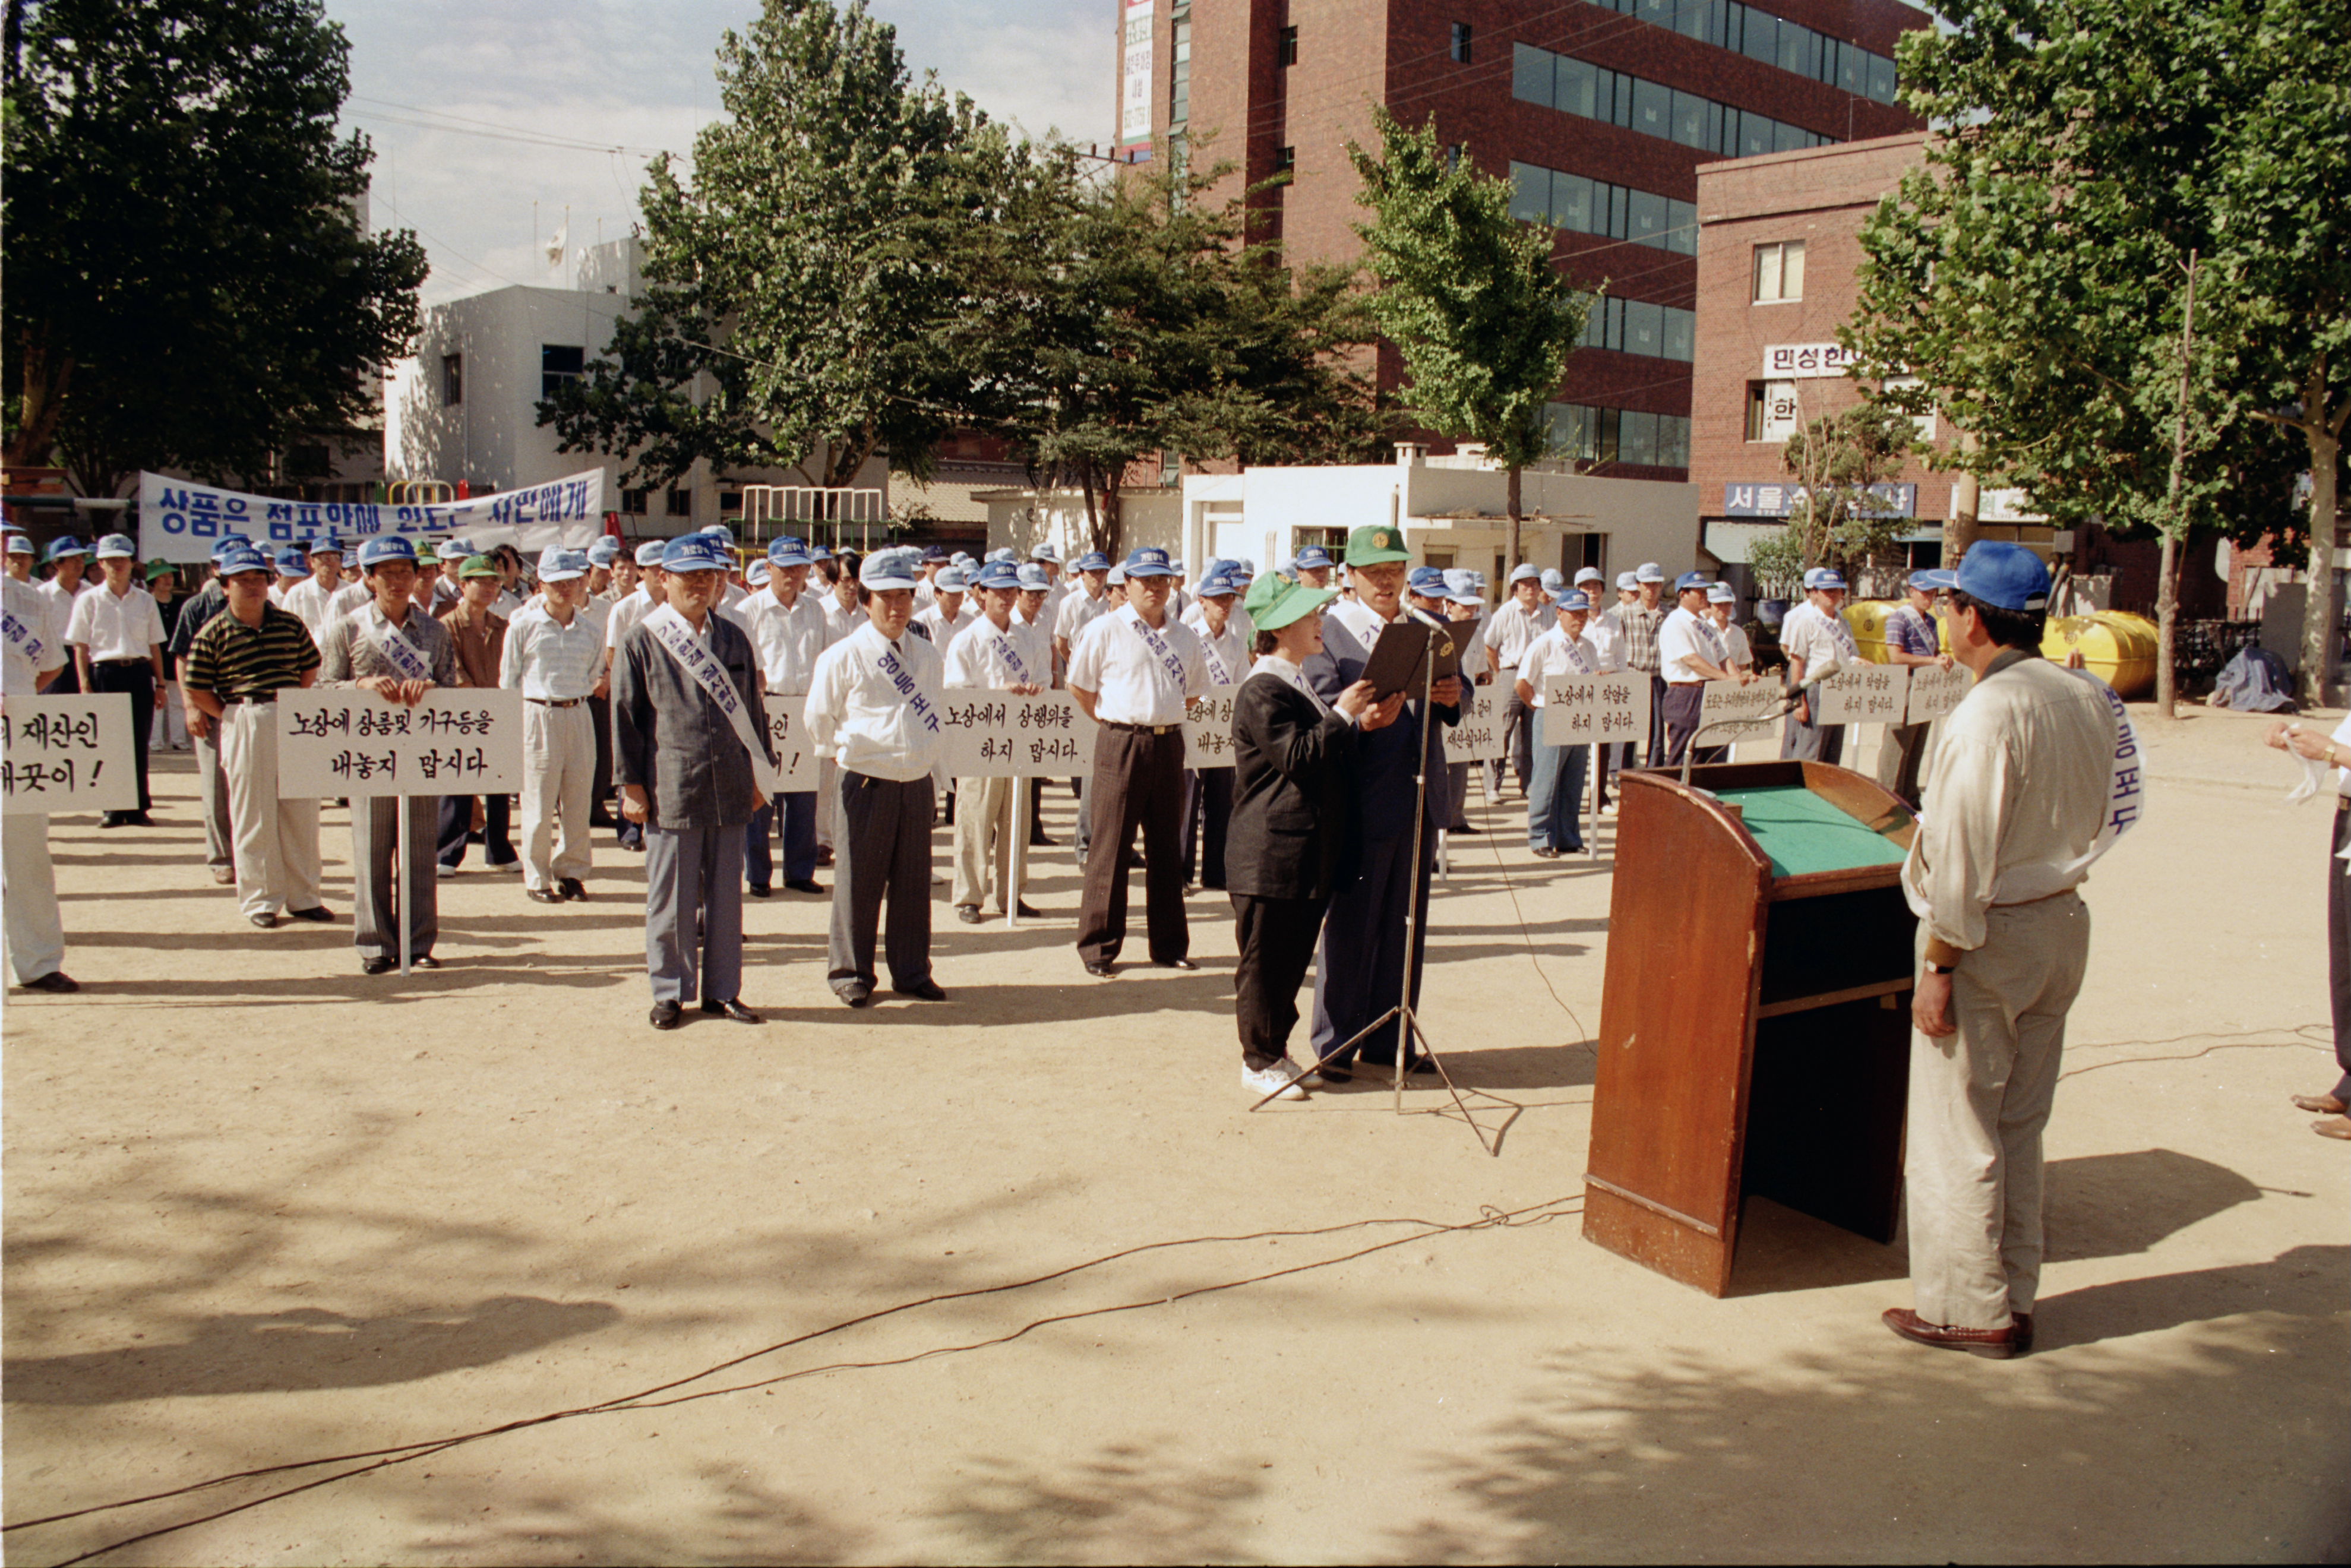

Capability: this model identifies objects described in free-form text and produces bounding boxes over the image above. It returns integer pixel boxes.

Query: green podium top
[1712,784,1909,879]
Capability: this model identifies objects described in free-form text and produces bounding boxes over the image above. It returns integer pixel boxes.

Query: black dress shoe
[836,982,873,1009]
[557,878,587,901]
[956,904,982,924]
[814,846,835,867]
[784,878,825,894]
[285,906,332,923]
[700,998,763,1023]
[747,884,771,899]
[892,978,948,1001]
[249,912,279,929]
[650,1000,683,1030]
[1310,1061,1353,1085]
[362,956,395,975]
[412,954,441,969]
[1452,822,1480,834]
[1085,961,1116,978]
[1156,957,1199,971]
[1028,834,1056,848]
[1014,900,1042,918]
[1530,846,1560,859]
[98,813,125,829]
[16,970,78,993]
[526,887,562,904]
[124,810,155,827]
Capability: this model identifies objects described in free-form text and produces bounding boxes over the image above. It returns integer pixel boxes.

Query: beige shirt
[1901,650,2121,954]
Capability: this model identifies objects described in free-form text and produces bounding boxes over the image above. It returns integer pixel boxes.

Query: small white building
[384,238,886,534]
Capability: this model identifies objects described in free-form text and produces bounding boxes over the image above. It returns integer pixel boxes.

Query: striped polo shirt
[183,601,321,700]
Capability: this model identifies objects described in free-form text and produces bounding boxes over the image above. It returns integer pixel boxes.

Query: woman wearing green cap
[1225,573,1399,1099]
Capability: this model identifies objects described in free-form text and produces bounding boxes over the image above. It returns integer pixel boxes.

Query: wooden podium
[1584,761,1920,1295]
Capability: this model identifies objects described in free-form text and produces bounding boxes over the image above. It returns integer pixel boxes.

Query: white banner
[1813,661,1911,726]
[2,694,137,814]
[277,689,524,797]
[1699,678,1785,743]
[1119,0,1156,146]
[1538,669,1652,748]
[936,692,1098,778]
[1903,663,1973,725]
[1183,682,1240,770]
[1443,682,1508,763]
[760,695,819,792]
[137,470,605,565]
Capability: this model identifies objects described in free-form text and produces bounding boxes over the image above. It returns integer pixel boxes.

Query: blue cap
[700,523,737,545]
[1556,589,1592,612]
[662,535,732,573]
[860,548,922,590]
[1575,566,1605,586]
[1540,568,1565,592]
[767,535,813,568]
[1803,567,1848,592]
[358,536,416,569]
[934,565,969,592]
[1952,542,2049,612]
[634,539,668,567]
[809,544,833,562]
[210,534,252,561]
[1075,551,1111,573]
[45,537,87,562]
[4,533,31,554]
[1197,567,1244,597]
[1614,571,1638,591]
[1293,545,1334,570]
[216,543,273,577]
[538,546,590,583]
[1708,583,1737,603]
[1031,542,1061,563]
[587,537,622,565]
[985,546,1018,565]
[1675,570,1711,592]
[974,561,1022,591]
[920,544,950,562]
[1909,568,1955,592]
[1407,566,1446,595]
[1016,562,1052,590]
[94,533,138,561]
[309,535,346,557]
[746,560,771,587]
[1508,562,1542,584]
[275,549,311,576]
[1635,561,1666,583]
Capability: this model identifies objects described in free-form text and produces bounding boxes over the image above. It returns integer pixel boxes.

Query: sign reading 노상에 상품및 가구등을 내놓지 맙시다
[275,689,523,797]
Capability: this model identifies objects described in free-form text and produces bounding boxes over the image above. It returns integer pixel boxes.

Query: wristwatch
[1924,960,1957,976]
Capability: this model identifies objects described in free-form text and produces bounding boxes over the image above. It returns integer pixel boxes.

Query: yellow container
[1843,599,1948,663]
[2043,611,2157,698]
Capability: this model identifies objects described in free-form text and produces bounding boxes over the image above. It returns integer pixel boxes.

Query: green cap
[1344,523,1411,567]
[458,553,500,580]
[1243,573,1337,633]
[144,558,177,580]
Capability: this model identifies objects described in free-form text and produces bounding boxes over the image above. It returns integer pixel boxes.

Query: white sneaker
[435,864,456,879]
[1243,1063,1308,1101]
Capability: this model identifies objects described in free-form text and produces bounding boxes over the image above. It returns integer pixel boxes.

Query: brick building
[1114,0,1929,483]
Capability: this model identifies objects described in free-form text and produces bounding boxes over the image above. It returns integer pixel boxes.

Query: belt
[216,694,271,706]
[526,697,585,708]
[95,657,150,668]
[1100,719,1180,735]
[1992,886,2082,909]
[2337,794,2350,814]
[1668,680,1705,688]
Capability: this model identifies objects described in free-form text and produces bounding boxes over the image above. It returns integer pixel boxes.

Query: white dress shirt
[605,586,658,655]
[280,576,347,639]
[1190,613,1249,686]
[500,599,605,700]
[1714,617,1753,671]
[5,577,65,693]
[1657,605,1727,684]
[806,620,947,781]
[65,581,166,662]
[1517,622,1599,703]
[1054,586,1112,646]
[37,577,92,652]
[821,595,867,643]
[1584,611,1627,671]
[737,586,830,695]
[913,599,975,646]
[326,579,374,625]
[1779,600,1859,681]
[943,614,1047,690]
[1066,603,1208,726]
[1481,598,1550,668]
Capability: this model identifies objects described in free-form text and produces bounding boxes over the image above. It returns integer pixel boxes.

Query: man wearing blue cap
[1291,543,1336,592]
[943,559,1045,922]
[738,536,829,898]
[603,539,671,851]
[1658,570,1748,765]
[268,548,309,608]
[614,533,776,1028]
[1888,541,2125,1361]
[1067,546,1209,976]
[321,537,462,971]
[1623,563,1671,764]
[434,554,520,878]
[64,534,168,826]
[586,536,621,598]
[5,540,75,990]
[282,538,349,639]
[1876,568,1956,801]
[166,536,252,880]
[1515,589,1606,855]
[1779,566,1860,764]
[1483,564,1550,798]
[37,538,93,694]
[1180,564,1250,889]
[503,548,605,903]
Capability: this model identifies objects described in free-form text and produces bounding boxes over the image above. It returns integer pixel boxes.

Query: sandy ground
[4,703,2344,1566]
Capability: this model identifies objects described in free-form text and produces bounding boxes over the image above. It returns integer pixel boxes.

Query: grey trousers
[1906,892,2090,1330]
[1877,721,1932,803]
[350,794,439,961]
[1780,697,1846,764]
[829,770,934,993]
[194,727,234,870]
[645,823,746,1005]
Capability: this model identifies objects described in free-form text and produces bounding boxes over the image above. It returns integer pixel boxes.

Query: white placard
[1538,669,1653,748]
[1119,0,1156,146]
[1903,663,1974,725]
[1183,682,1241,770]
[2,694,136,814]
[760,695,819,792]
[1813,662,1911,725]
[138,469,605,565]
[1699,678,1785,742]
[1762,341,1861,380]
[935,691,1098,778]
[1443,682,1508,763]
[277,688,524,797]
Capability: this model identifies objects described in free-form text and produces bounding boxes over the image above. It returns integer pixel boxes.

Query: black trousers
[829,771,934,992]
[1500,686,1535,793]
[1077,726,1187,967]
[2331,804,2351,1101]
[1644,672,1669,765]
[1661,682,1726,767]
[1233,891,1328,1070]
[87,659,154,811]
[1310,830,1436,1067]
[1181,767,1234,889]
[437,791,514,868]
[589,694,617,825]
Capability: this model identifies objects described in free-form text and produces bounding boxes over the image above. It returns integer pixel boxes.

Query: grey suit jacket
[612,612,772,832]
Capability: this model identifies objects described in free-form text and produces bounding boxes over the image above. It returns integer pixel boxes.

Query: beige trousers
[220,701,321,919]
[4,812,62,984]
[950,774,1024,912]
[1906,892,2090,1330]
[522,702,595,892]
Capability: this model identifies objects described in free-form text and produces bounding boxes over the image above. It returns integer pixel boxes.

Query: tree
[1778,396,1923,591]
[541,0,1000,491]
[1348,108,1599,569]
[4,0,427,497]
[1849,0,2350,709]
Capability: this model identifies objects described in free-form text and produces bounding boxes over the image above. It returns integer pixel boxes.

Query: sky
[327,0,1115,304]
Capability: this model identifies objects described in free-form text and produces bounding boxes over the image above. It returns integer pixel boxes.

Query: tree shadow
[927,1443,1268,1566]
[399,1468,870,1566]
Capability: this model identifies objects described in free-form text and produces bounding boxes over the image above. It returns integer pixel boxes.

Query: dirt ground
[4,701,2344,1565]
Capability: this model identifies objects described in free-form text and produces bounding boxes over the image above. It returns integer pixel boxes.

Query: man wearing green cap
[1303,522,1464,1077]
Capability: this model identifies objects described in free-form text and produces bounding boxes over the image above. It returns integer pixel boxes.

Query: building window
[1170,10,1192,127]
[1752,239,1806,302]
[1578,296,1697,363]
[1509,159,1697,255]
[1511,40,1837,157]
[665,487,693,519]
[540,344,586,402]
[286,443,331,477]
[1274,144,1295,173]
[1278,24,1297,66]
[718,489,742,513]
[1161,450,1183,486]
[440,353,463,406]
[1747,380,1800,442]
[1451,21,1472,63]
[1445,143,1463,174]
[620,488,649,516]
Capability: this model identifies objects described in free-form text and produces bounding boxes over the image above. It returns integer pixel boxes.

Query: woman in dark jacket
[1227,574,1401,1100]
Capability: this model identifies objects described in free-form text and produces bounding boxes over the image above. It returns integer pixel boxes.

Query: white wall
[986,489,1181,562]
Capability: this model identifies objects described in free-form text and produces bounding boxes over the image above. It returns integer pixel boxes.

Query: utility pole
[2156,249,2198,720]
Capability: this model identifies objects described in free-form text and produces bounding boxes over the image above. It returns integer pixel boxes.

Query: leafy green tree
[4,0,428,497]
[1850,0,2349,707]
[1778,397,1923,587]
[1348,107,1599,568]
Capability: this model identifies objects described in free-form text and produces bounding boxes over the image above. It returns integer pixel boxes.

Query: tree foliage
[3,0,428,497]
[1777,397,1923,586]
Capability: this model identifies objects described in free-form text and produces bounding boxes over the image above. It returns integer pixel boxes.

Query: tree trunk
[5,336,71,472]
[1947,431,1981,562]
[1102,470,1124,561]
[2154,529,2179,719]
[1506,462,1522,572]
[2299,362,2343,706]
[1079,470,1101,558]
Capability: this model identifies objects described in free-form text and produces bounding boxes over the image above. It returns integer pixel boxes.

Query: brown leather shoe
[2312,1115,2351,1142]
[2292,1093,2349,1115]
[1882,1307,2021,1358]
[2011,1313,2033,1355]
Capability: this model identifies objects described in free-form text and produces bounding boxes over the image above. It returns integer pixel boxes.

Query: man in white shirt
[1029,542,1069,627]
[912,564,975,645]
[1516,588,1604,856]
[1658,571,1748,766]
[65,534,169,826]
[737,536,829,899]
[503,548,605,903]
[806,548,949,1007]
[820,552,867,643]
[269,548,309,606]
[604,539,669,851]
[584,536,621,598]
[1889,543,2122,1361]
[1706,582,1753,672]
[1067,546,1209,976]
[1291,543,1336,591]
[1780,566,1860,764]
[280,538,349,639]
[1181,563,1250,890]
[911,545,950,610]
[1439,569,1492,832]
[5,565,75,991]
[1013,562,1061,849]
[943,561,1046,923]
[37,538,93,694]
[1482,563,1550,798]
[1053,551,1115,669]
